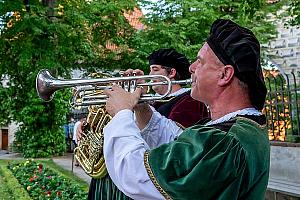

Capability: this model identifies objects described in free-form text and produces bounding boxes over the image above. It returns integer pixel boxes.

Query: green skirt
[88,175,132,200]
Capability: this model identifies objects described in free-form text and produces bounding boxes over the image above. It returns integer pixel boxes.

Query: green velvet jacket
[144,116,270,200]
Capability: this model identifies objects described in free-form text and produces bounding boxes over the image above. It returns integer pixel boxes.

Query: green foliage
[265,0,300,27]
[289,0,300,25]
[132,0,279,72]
[40,159,89,189]
[13,91,70,158]
[0,0,137,157]
[8,159,87,199]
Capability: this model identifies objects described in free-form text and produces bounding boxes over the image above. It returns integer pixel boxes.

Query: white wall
[0,122,18,150]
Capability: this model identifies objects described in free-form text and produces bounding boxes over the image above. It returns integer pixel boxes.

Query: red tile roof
[124,7,145,30]
[105,7,144,51]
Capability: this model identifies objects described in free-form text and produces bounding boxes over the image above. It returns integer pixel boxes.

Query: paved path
[52,153,91,184]
[0,150,22,159]
[0,150,9,155]
[0,151,91,184]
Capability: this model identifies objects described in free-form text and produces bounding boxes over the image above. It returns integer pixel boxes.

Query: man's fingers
[104,85,125,97]
[133,69,144,76]
[123,69,144,76]
[103,88,112,96]
[133,87,142,99]
[111,85,123,92]
[123,69,134,76]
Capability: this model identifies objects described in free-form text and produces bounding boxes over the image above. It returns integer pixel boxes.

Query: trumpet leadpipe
[76,78,192,91]
[75,79,192,106]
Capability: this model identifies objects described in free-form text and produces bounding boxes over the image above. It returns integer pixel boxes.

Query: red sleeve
[168,95,209,128]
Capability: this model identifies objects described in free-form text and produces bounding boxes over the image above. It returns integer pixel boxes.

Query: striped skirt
[88,175,132,200]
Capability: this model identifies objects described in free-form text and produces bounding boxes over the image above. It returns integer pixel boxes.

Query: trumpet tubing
[36,69,192,106]
[73,106,111,178]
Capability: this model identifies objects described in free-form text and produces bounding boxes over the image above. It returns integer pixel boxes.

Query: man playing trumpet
[103,19,270,199]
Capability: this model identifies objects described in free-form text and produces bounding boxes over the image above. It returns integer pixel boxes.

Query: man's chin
[152,86,163,95]
[190,90,201,101]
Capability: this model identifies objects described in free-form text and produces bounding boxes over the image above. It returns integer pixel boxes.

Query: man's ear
[218,65,234,86]
[168,68,177,79]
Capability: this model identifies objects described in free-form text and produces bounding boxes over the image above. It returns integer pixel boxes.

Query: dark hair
[161,66,181,80]
[148,48,191,80]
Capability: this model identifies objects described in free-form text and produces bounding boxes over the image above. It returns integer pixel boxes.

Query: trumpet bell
[36,70,57,101]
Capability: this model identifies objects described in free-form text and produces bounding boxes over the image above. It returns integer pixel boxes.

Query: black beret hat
[206,19,267,110]
[147,48,191,80]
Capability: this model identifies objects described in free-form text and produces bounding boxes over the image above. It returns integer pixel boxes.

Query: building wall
[267,26,300,74]
[0,122,18,150]
[265,7,300,81]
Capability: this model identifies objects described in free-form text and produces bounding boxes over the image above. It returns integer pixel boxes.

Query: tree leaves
[0,0,285,157]
[0,0,137,157]
[134,0,279,64]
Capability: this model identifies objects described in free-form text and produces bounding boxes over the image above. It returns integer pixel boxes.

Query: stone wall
[267,145,300,198]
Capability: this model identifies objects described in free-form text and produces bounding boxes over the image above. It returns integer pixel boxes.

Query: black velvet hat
[147,48,191,80]
[206,19,267,110]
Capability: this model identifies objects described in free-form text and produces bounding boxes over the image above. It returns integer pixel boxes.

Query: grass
[0,158,89,200]
[0,159,31,200]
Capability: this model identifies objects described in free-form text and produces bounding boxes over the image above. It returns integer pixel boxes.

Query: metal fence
[264,71,300,142]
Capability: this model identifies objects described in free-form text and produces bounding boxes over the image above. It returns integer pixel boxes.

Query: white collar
[205,107,262,126]
[168,88,190,97]
[154,88,190,97]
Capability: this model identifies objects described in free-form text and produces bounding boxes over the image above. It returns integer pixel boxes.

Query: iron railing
[264,71,300,142]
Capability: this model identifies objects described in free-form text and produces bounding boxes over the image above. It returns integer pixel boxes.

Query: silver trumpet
[36,69,192,106]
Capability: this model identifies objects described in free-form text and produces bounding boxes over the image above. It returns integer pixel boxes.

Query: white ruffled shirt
[103,107,261,199]
[205,108,262,125]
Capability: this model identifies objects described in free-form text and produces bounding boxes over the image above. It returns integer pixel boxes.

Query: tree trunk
[43,0,57,18]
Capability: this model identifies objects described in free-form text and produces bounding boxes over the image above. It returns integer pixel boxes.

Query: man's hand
[123,69,148,94]
[104,85,142,116]
[123,68,144,76]
[76,119,87,144]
